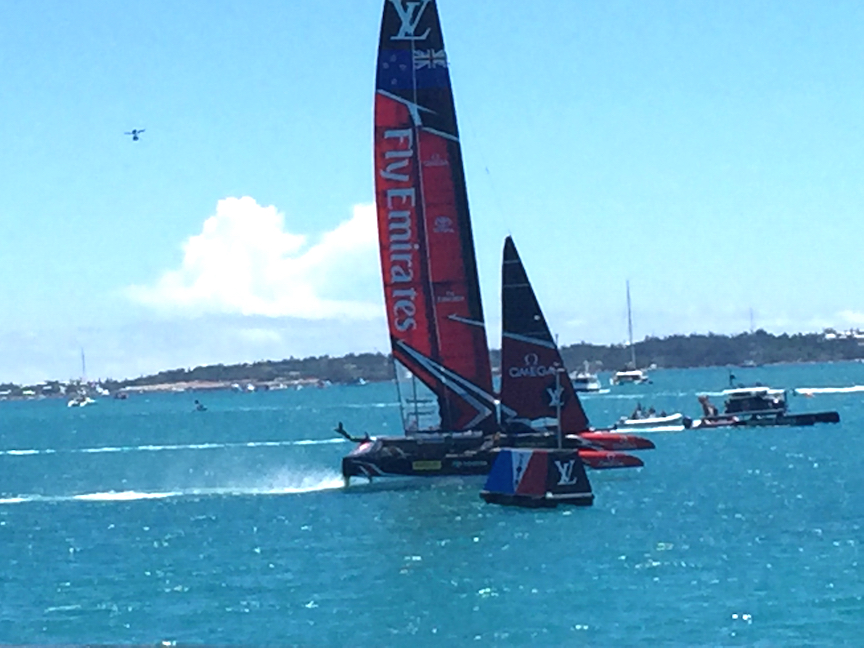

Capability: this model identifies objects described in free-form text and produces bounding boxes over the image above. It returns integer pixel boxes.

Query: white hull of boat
[611,370,650,386]
[614,413,687,430]
[68,397,95,408]
[570,374,602,392]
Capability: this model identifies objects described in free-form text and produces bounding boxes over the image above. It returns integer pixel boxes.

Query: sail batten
[375,0,495,434]
[502,332,559,349]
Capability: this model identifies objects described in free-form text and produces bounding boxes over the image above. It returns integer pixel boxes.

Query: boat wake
[600,393,650,400]
[794,385,864,395]
[0,468,345,506]
[0,437,347,457]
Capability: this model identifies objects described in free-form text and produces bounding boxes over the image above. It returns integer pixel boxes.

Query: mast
[555,366,563,449]
[80,348,87,381]
[626,280,636,369]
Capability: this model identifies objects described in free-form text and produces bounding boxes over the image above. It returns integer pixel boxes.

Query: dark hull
[480,491,594,508]
[342,432,639,481]
[342,434,493,480]
[738,411,839,427]
[699,410,840,429]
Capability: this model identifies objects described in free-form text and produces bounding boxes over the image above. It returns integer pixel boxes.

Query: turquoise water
[1,363,862,645]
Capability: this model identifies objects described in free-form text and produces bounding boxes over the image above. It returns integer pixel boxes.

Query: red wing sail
[374,0,495,433]
[499,236,590,434]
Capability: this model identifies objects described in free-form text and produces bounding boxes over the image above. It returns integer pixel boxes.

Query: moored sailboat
[67,348,96,408]
[611,281,650,386]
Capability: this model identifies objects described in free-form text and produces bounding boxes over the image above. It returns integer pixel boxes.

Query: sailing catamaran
[340,0,498,482]
[340,1,650,482]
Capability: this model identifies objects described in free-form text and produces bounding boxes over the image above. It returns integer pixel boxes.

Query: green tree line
[123,330,862,387]
[6,331,863,395]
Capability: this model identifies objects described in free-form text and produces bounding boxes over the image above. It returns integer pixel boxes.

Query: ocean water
[1,363,863,645]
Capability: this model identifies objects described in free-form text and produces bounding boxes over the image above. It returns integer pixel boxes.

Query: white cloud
[127,197,381,319]
[839,310,864,326]
[235,327,284,344]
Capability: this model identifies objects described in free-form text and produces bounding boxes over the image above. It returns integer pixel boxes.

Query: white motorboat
[611,369,650,386]
[570,362,601,392]
[571,372,602,392]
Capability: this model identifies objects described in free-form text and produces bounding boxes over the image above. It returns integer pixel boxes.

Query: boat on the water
[613,401,691,430]
[67,393,95,408]
[570,362,602,392]
[340,1,651,484]
[615,412,691,430]
[340,1,534,482]
[610,281,651,386]
[342,0,499,483]
[693,386,840,429]
[68,349,96,407]
[611,369,650,386]
[340,235,654,479]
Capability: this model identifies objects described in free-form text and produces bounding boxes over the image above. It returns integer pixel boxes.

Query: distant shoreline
[3,329,864,400]
[118,378,325,394]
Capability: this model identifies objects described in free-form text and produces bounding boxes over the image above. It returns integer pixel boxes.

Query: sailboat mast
[555,367,563,449]
[626,281,636,368]
[80,348,86,381]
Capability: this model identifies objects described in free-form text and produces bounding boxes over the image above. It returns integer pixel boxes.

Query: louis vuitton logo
[389,0,431,41]
[554,459,578,486]
[546,384,565,408]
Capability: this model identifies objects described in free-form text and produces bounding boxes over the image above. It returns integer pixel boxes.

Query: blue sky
[2,0,862,383]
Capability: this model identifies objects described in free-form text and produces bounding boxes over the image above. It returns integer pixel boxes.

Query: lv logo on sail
[546,385,565,408]
[390,0,431,41]
[555,460,578,486]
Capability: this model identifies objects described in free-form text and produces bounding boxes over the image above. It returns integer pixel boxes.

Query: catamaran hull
[342,437,493,481]
[578,449,643,469]
[575,431,656,450]
[341,433,641,482]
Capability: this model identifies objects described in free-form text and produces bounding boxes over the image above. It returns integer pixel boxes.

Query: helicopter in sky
[124,128,145,141]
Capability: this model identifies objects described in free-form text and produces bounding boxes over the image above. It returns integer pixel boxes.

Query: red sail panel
[419,130,494,416]
[374,95,436,366]
[499,236,590,434]
[374,0,495,433]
